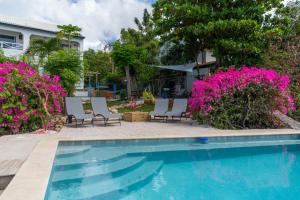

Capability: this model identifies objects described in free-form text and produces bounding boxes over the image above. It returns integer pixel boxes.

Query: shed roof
[152,61,216,73]
[152,63,196,72]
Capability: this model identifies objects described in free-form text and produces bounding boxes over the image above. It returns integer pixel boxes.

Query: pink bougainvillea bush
[0,62,66,134]
[188,67,295,129]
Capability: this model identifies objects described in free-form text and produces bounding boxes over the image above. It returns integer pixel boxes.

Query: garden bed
[123,112,150,122]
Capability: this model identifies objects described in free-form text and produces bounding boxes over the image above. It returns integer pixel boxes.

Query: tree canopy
[83,48,113,82]
[112,9,159,97]
[57,24,82,49]
[153,0,285,66]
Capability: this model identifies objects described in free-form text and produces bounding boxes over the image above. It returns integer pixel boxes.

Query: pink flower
[53,75,60,83]
[0,62,66,133]
[188,66,295,115]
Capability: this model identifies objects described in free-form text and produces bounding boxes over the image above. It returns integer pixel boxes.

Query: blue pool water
[45,135,300,200]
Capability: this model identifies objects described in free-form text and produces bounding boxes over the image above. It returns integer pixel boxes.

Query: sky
[0,0,154,50]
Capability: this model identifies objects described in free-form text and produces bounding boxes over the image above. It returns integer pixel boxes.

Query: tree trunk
[68,35,71,49]
[125,66,132,98]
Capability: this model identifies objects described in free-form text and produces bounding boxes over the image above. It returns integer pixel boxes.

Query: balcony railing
[0,41,23,50]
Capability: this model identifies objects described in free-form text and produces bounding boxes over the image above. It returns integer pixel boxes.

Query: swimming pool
[45,135,300,200]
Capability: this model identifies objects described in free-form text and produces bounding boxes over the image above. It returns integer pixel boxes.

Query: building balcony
[0,41,23,50]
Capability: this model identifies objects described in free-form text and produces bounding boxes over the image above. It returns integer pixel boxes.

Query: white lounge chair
[65,97,95,127]
[165,98,187,121]
[91,97,122,126]
[149,98,169,121]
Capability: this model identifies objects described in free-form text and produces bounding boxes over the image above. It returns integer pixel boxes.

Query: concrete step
[49,161,163,200]
[52,156,146,185]
[54,150,126,170]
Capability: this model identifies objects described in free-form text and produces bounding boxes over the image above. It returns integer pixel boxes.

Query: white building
[0,15,85,90]
[0,15,84,58]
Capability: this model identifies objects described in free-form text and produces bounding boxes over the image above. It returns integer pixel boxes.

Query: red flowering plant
[188,67,295,129]
[0,62,66,134]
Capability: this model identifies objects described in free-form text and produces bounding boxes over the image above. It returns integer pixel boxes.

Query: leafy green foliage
[83,49,112,81]
[57,24,82,49]
[196,85,283,129]
[189,67,294,129]
[45,49,81,95]
[142,89,155,104]
[26,37,61,66]
[105,72,124,82]
[159,42,195,65]
[60,68,80,96]
[117,104,154,113]
[260,1,300,121]
[112,9,159,83]
[0,49,17,63]
[0,63,65,134]
[153,0,284,66]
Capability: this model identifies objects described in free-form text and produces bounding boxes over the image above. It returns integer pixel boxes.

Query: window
[0,35,16,43]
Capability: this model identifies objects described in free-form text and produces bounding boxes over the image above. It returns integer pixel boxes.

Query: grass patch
[82,100,155,114]
[117,104,154,113]
[83,100,126,111]
[107,100,127,107]
[83,103,92,110]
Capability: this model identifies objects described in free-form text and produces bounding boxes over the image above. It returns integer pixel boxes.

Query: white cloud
[0,0,152,50]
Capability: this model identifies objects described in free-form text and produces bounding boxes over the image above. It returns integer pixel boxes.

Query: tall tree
[26,37,61,66]
[153,0,284,67]
[261,0,300,121]
[57,24,82,49]
[112,9,159,98]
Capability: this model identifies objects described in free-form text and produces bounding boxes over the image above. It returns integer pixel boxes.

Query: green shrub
[0,49,17,63]
[142,89,155,104]
[189,67,295,129]
[46,49,81,95]
[196,85,283,129]
[0,62,65,134]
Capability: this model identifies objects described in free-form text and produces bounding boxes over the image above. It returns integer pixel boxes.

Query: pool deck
[0,121,300,200]
[0,135,44,177]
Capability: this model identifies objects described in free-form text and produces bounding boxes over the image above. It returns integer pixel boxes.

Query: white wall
[186,67,210,92]
[0,23,84,55]
[196,50,216,64]
[206,50,216,62]
[0,23,85,89]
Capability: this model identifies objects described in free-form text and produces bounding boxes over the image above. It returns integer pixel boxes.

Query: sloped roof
[152,63,196,72]
[0,15,84,38]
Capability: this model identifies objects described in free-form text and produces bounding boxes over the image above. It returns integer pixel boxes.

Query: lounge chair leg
[91,119,94,126]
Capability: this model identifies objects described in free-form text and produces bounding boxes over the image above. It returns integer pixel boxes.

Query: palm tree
[57,24,82,49]
[26,37,61,66]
